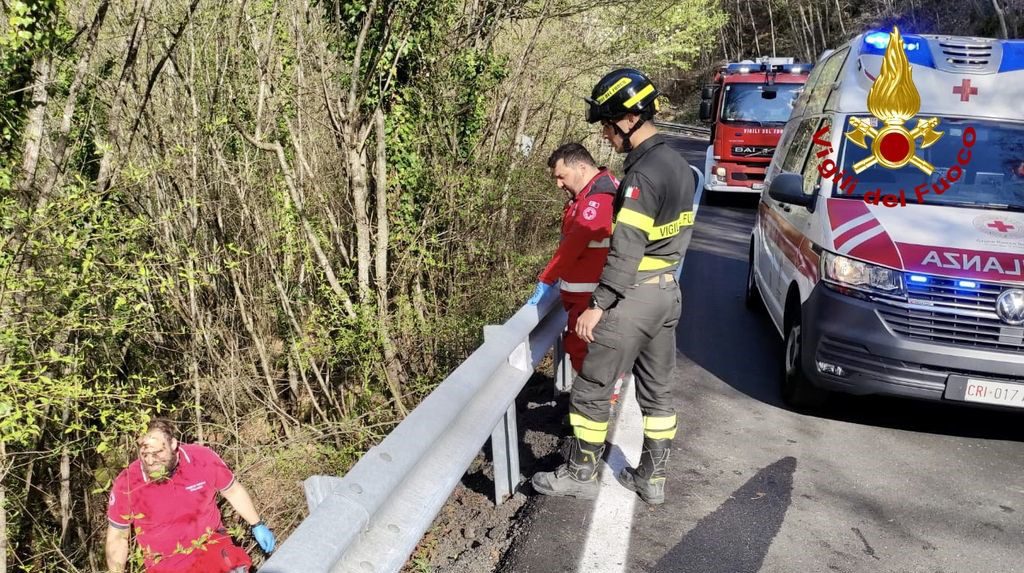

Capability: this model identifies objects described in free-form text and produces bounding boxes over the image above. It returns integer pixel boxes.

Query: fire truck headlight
[821,251,904,297]
[715,167,726,177]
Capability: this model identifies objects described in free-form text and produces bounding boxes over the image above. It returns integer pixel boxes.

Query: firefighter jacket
[591,134,695,310]
[538,169,618,294]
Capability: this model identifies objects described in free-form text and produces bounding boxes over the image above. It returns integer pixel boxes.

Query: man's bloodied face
[138,431,178,482]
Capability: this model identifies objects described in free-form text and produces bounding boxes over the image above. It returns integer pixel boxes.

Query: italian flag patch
[625,186,640,200]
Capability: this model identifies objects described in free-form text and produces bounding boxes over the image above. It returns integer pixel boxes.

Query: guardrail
[259,293,567,573]
[259,165,705,573]
[653,120,710,139]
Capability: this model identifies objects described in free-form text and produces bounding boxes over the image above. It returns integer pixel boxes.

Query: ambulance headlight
[821,251,904,296]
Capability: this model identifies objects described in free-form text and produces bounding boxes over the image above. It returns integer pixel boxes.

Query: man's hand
[575,307,604,343]
[252,522,276,553]
[527,282,552,305]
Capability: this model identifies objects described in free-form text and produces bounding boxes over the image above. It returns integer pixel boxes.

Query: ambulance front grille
[939,41,992,66]
[928,37,1002,73]
[877,276,1024,353]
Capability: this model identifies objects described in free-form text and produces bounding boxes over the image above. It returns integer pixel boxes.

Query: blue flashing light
[909,274,929,284]
[865,32,890,49]
[998,41,1024,73]
[860,31,935,68]
[958,280,978,289]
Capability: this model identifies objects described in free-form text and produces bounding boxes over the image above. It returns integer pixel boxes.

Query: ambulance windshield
[721,83,803,125]
[833,117,1024,211]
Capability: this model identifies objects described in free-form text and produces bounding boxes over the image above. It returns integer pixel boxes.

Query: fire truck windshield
[834,117,1024,211]
[721,83,803,125]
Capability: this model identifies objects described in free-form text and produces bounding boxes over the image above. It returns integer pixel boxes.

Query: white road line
[577,376,642,573]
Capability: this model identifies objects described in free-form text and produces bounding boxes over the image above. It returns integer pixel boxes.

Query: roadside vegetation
[1,0,1018,569]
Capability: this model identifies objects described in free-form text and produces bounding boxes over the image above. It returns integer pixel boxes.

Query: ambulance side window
[804,48,849,115]
[779,118,820,175]
[801,118,831,195]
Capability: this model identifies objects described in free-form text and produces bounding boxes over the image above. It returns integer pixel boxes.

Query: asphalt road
[499,135,1024,573]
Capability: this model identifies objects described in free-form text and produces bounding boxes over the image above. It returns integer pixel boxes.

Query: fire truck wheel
[782,306,829,410]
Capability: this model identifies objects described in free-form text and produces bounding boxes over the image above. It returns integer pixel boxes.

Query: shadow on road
[653,456,797,573]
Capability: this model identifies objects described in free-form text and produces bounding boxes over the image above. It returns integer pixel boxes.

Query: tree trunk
[1,484,5,573]
[992,0,1010,38]
[747,0,762,56]
[798,4,816,61]
[768,0,777,57]
[374,108,389,309]
[373,108,408,418]
[16,57,52,196]
[349,136,373,304]
[95,0,153,194]
[834,0,847,36]
[59,451,71,542]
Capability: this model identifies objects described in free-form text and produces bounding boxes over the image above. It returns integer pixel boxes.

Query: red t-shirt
[107,443,236,572]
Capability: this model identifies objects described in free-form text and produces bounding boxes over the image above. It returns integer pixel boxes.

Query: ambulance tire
[745,243,763,312]
[782,301,829,410]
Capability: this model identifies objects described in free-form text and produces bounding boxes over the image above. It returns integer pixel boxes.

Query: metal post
[554,331,574,395]
[490,402,520,505]
[303,475,344,513]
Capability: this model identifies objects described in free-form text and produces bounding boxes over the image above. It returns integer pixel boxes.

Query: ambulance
[749,28,1024,410]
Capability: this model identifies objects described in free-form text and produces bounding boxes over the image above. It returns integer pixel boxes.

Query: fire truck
[699,57,813,200]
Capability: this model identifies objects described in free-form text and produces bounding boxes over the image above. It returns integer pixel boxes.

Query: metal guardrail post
[490,402,520,504]
[553,331,573,394]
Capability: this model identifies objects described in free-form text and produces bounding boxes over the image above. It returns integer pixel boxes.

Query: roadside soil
[402,365,570,573]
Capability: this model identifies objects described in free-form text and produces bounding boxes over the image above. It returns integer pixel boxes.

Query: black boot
[531,437,605,499]
[616,438,670,505]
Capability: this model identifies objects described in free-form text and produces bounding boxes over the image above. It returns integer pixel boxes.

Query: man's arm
[220,481,261,525]
[221,481,277,553]
[105,525,130,573]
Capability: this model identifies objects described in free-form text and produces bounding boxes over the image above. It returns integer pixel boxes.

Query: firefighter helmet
[585,68,660,124]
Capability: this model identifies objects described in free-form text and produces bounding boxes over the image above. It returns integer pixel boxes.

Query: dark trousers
[571,279,682,424]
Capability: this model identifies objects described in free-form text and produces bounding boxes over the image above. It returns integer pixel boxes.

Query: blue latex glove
[527,281,552,305]
[252,522,276,553]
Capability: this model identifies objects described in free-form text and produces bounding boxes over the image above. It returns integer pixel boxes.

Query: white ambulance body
[749,30,1024,409]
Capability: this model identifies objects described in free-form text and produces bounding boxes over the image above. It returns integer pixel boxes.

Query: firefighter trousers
[571,277,682,426]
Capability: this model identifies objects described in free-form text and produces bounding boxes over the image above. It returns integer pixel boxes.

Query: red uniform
[107,443,252,572]
[538,168,617,372]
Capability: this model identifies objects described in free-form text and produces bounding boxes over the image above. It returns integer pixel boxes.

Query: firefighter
[531,68,695,505]
[527,143,617,377]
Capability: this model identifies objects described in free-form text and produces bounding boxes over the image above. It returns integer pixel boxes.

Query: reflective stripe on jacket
[591,134,695,310]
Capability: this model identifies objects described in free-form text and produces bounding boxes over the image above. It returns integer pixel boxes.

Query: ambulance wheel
[745,244,763,312]
[782,305,829,410]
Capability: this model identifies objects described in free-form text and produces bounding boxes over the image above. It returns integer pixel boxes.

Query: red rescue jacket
[538,168,617,294]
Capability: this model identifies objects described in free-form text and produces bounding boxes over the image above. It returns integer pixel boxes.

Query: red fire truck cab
[699,57,812,199]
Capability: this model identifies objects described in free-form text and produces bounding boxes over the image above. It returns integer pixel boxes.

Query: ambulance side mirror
[768,172,815,209]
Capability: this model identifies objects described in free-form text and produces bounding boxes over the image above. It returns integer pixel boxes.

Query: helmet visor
[583,97,601,124]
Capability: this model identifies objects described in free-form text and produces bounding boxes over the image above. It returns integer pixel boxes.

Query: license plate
[947,376,1024,408]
